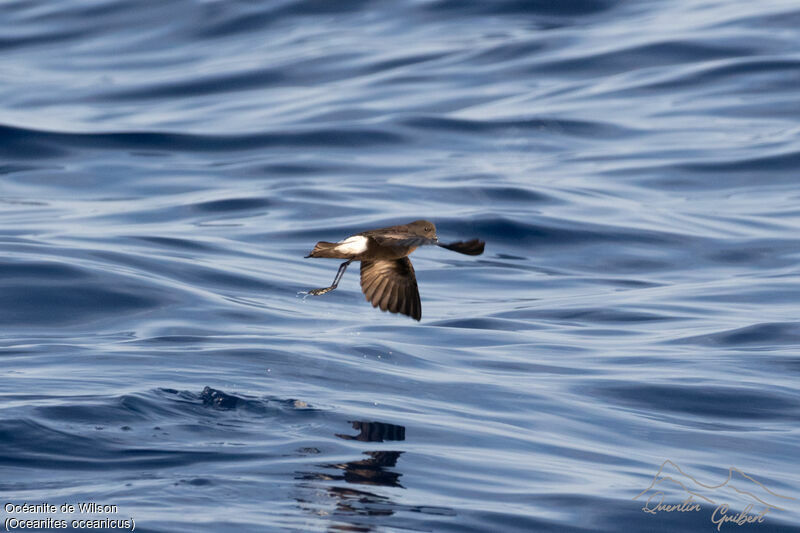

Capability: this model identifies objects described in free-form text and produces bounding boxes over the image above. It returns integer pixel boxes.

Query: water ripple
[2,0,800,531]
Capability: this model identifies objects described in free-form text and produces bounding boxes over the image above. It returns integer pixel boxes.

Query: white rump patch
[335,235,368,254]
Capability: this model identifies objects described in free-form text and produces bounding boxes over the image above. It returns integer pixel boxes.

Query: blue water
[2,1,800,531]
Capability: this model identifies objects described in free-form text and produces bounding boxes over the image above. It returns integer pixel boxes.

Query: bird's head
[409,220,437,241]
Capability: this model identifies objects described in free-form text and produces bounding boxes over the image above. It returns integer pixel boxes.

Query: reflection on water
[336,421,406,443]
[294,420,456,531]
[320,451,405,488]
[296,421,408,531]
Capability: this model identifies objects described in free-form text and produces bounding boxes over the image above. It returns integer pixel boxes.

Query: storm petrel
[304,220,484,321]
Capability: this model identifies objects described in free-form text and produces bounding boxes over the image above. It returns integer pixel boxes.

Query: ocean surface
[2,1,800,531]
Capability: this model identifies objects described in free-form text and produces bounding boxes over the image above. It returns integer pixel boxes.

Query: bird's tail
[306,241,350,258]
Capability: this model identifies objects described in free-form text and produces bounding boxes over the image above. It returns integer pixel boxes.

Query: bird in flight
[304,220,484,321]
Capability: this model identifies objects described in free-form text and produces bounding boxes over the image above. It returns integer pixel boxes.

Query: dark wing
[437,238,485,256]
[366,232,437,249]
[360,258,421,321]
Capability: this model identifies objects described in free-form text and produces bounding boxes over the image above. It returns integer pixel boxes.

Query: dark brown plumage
[304,220,484,321]
[360,257,421,320]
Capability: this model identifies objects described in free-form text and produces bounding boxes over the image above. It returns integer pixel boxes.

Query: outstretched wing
[367,232,484,255]
[437,238,485,256]
[360,258,422,321]
[366,232,438,249]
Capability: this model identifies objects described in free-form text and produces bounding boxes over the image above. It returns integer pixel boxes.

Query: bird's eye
[425,226,431,232]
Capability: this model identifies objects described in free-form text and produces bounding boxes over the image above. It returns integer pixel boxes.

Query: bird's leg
[307,259,353,296]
